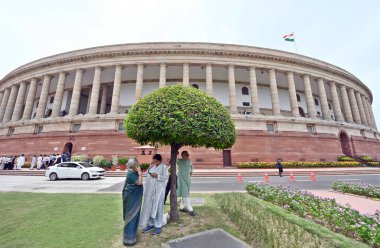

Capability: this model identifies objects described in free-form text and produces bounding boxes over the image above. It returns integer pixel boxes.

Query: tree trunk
[169,143,182,222]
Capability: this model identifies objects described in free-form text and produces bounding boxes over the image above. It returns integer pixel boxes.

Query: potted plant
[93,155,104,167]
[140,163,150,172]
[71,154,88,162]
[117,157,129,171]
[100,159,112,171]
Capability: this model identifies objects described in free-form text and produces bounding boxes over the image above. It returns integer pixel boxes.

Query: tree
[124,84,236,221]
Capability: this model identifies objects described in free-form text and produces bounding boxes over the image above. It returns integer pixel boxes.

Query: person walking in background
[122,158,143,246]
[276,159,283,177]
[43,155,50,169]
[177,151,195,216]
[30,155,36,170]
[139,154,168,236]
[10,156,16,170]
[16,154,25,170]
[37,155,43,170]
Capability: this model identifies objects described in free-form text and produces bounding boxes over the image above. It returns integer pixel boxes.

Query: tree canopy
[124,84,236,149]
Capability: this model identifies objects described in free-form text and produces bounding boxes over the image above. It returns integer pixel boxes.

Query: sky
[0,0,379,125]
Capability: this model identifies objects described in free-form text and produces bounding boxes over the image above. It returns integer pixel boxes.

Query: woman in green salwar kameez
[122,158,143,246]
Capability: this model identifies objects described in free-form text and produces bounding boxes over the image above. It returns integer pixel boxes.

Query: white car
[45,162,105,181]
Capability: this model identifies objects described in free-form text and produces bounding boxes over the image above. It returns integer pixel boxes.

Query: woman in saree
[139,154,168,235]
[122,158,143,246]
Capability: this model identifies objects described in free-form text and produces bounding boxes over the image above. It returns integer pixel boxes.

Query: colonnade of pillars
[0,64,377,130]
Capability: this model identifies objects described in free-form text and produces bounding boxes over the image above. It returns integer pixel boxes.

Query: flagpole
[293,33,298,54]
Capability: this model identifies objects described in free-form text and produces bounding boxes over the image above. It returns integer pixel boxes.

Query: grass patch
[214,193,369,248]
[0,192,245,248]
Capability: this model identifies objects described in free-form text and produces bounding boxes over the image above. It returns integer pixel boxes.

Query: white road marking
[191,181,220,183]
[337,179,361,181]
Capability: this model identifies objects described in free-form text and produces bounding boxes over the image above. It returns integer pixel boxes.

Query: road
[0,173,380,193]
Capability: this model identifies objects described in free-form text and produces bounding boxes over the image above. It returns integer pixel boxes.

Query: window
[296,94,301,102]
[118,122,125,132]
[360,129,365,137]
[191,84,199,89]
[314,98,319,106]
[58,163,69,168]
[266,122,277,133]
[71,123,81,133]
[242,102,250,107]
[306,124,316,135]
[68,163,80,168]
[242,87,249,95]
[50,96,54,104]
[317,111,321,116]
[7,127,14,136]
[33,125,43,135]
[328,103,332,110]
[331,115,334,119]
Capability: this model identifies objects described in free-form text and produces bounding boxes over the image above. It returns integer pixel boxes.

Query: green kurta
[176,158,193,198]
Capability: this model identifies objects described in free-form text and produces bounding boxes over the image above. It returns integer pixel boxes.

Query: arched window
[296,94,301,102]
[314,98,319,106]
[242,87,249,95]
[191,84,199,89]
[328,103,332,110]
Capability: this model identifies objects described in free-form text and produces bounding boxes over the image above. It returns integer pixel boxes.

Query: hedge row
[237,161,361,169]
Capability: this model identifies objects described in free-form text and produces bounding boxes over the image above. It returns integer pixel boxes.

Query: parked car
[45,162,105,181]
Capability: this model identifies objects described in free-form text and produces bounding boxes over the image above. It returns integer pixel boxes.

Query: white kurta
[17,156,25,169]
[139,163,168,228]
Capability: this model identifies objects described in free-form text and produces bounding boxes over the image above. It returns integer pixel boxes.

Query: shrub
[360,156,374,162]
[213,193,365,248]
[71,154,88,162]
[338,155,354,161]
[246,183,380,246]
[237,161,361,168]
[368,161,380,166]
[140,163,150,171]
[100,159,112,168]
[92,155,104,166]
[332,181,380,199]
[117,157,129,165]
[22,162,31,168]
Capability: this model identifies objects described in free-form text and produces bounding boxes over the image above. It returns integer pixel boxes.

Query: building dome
[0,42,378,166]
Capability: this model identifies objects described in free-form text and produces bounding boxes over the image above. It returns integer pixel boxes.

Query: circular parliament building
[0,42,379,167]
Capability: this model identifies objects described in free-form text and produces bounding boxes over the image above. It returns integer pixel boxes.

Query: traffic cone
[264,173,269,183]
[290,173,295,182]
[310,172,315,182]
[237,172,243,183]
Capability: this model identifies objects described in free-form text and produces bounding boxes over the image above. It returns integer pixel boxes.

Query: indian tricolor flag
[283,33,295,42]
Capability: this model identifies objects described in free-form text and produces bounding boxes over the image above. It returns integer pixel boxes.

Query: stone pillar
[347,88,361,124]
[302,75,316,118]
[0,88,11,122]
[36,75,52,118]
[86,87,92,114]
[364,97,376,128]
[367,99,377,129]
[11,81,27,121]
[317,78,330,120]
[228,65,237,113]
[51,71,67,117]
[361,95,372,127]
[355,91,368,126]
[287,71,299,117]
[269,69,281,115]
[0,91,3,106]
[206,64,213,95]
[183,63,189,86]
[328,81,344,122]
[135,64,144,101]
[110,65,122,114]
[3,84,19,122]
[339,85,353,123]
[249,67,260,115]
[88,66,102,115]
[22,78,38,120]
[159,63,166,88]
[100,84,108,114]
[69,69,84,116]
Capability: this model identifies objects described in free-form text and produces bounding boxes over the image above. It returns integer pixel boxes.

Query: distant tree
[124,84,236,221]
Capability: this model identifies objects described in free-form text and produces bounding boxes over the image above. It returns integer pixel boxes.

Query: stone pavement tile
[307,190,380,215]
[161,228,252,248]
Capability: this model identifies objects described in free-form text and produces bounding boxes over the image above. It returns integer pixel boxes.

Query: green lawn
[0,192,244,248]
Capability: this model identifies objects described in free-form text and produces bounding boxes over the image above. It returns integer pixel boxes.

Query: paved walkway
[308,190,380,215]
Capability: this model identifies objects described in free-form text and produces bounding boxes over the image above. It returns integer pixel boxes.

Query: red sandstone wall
[0,130,379,167]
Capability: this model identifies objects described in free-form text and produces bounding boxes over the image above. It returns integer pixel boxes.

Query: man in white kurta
[139,154,168,235]
[37,155,43,170]
[30,156,36,170]
[16,154,25,170]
